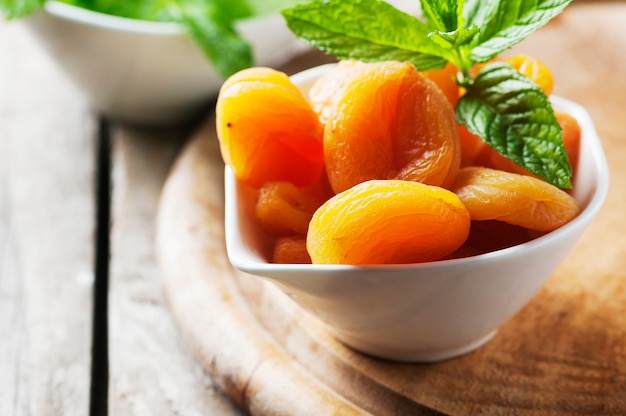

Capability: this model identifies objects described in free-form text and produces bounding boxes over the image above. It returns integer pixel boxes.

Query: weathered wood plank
[0,21,95,416]
[107,122,246,415]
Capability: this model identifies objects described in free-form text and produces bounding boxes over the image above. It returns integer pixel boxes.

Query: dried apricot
[216,68,324,188]
[556,112,581,177]
[504,55,554,96]
[452,167,580,232]
[220,66,301,95]
[422,62,460,108]
[307,180,470,265]
[255,181,328,236]
[458,125,487,167]
[308,60,373,125]
[323,61,461,194]
[272,236,311,264]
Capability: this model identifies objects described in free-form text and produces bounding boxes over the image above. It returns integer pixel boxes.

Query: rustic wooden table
[2,1,625,415]
[0,18,253,416]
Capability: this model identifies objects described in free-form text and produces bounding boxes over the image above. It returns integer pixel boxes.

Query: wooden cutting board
[156,3,626,414]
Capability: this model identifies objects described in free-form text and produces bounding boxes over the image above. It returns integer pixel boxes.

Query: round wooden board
[156,3,626,415]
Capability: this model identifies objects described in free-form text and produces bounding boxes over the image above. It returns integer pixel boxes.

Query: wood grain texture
[0,22,94,416]
[157,3,626,415]
[156,118,372,415]
[107,124,247,415]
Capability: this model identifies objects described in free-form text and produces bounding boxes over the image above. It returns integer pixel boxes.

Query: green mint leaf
[464,0,573,62]
[0,0,45,19]
[456,63,572,188]
[251,0,309,15]
[420,0,463,32]
[160,0,253,79]
[61,0,174,21]
[74,0,254,77]
[58,0,260,22]
[282,0,448,71]
[196,0,254,22]
[429,25,479,52]
[183,18,253,79]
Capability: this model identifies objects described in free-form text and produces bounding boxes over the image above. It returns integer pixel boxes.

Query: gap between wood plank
[90,118,111,416]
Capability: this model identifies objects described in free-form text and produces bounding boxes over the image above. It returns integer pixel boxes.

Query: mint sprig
[169,0,254,79]
[457,63,572,188]
[282,0,574,188]
[281,0,448,70]
[463,0,572,64]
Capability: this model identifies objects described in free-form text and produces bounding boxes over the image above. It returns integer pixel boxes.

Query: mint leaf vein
[282,0,448,70]
[457,63,572,188]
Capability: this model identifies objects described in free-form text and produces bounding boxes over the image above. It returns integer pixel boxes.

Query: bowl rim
[225,64,610,276]
[43,1,281,35]
[44,1,183,34]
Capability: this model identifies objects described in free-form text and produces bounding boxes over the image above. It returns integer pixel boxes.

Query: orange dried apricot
[220,66,301,95]
[556,111,581,177]
[307,180,470,265]
[272,236,312,264]
[457,125,487,167]
[216,67,324,188]
[451,167,580,232]
[504,55,554,96]
[422,62,460,108]
[308,60,373,125]
[255,181,328,236]
[323,61,461,194]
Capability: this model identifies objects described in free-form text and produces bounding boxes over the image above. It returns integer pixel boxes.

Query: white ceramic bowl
[24,1,303,124]
[224,64,609,363]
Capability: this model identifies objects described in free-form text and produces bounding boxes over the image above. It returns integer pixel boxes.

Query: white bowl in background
[224,64,609,363]
[24,1,303,124]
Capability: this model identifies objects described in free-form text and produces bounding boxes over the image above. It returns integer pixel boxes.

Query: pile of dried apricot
[216,58,581,265]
